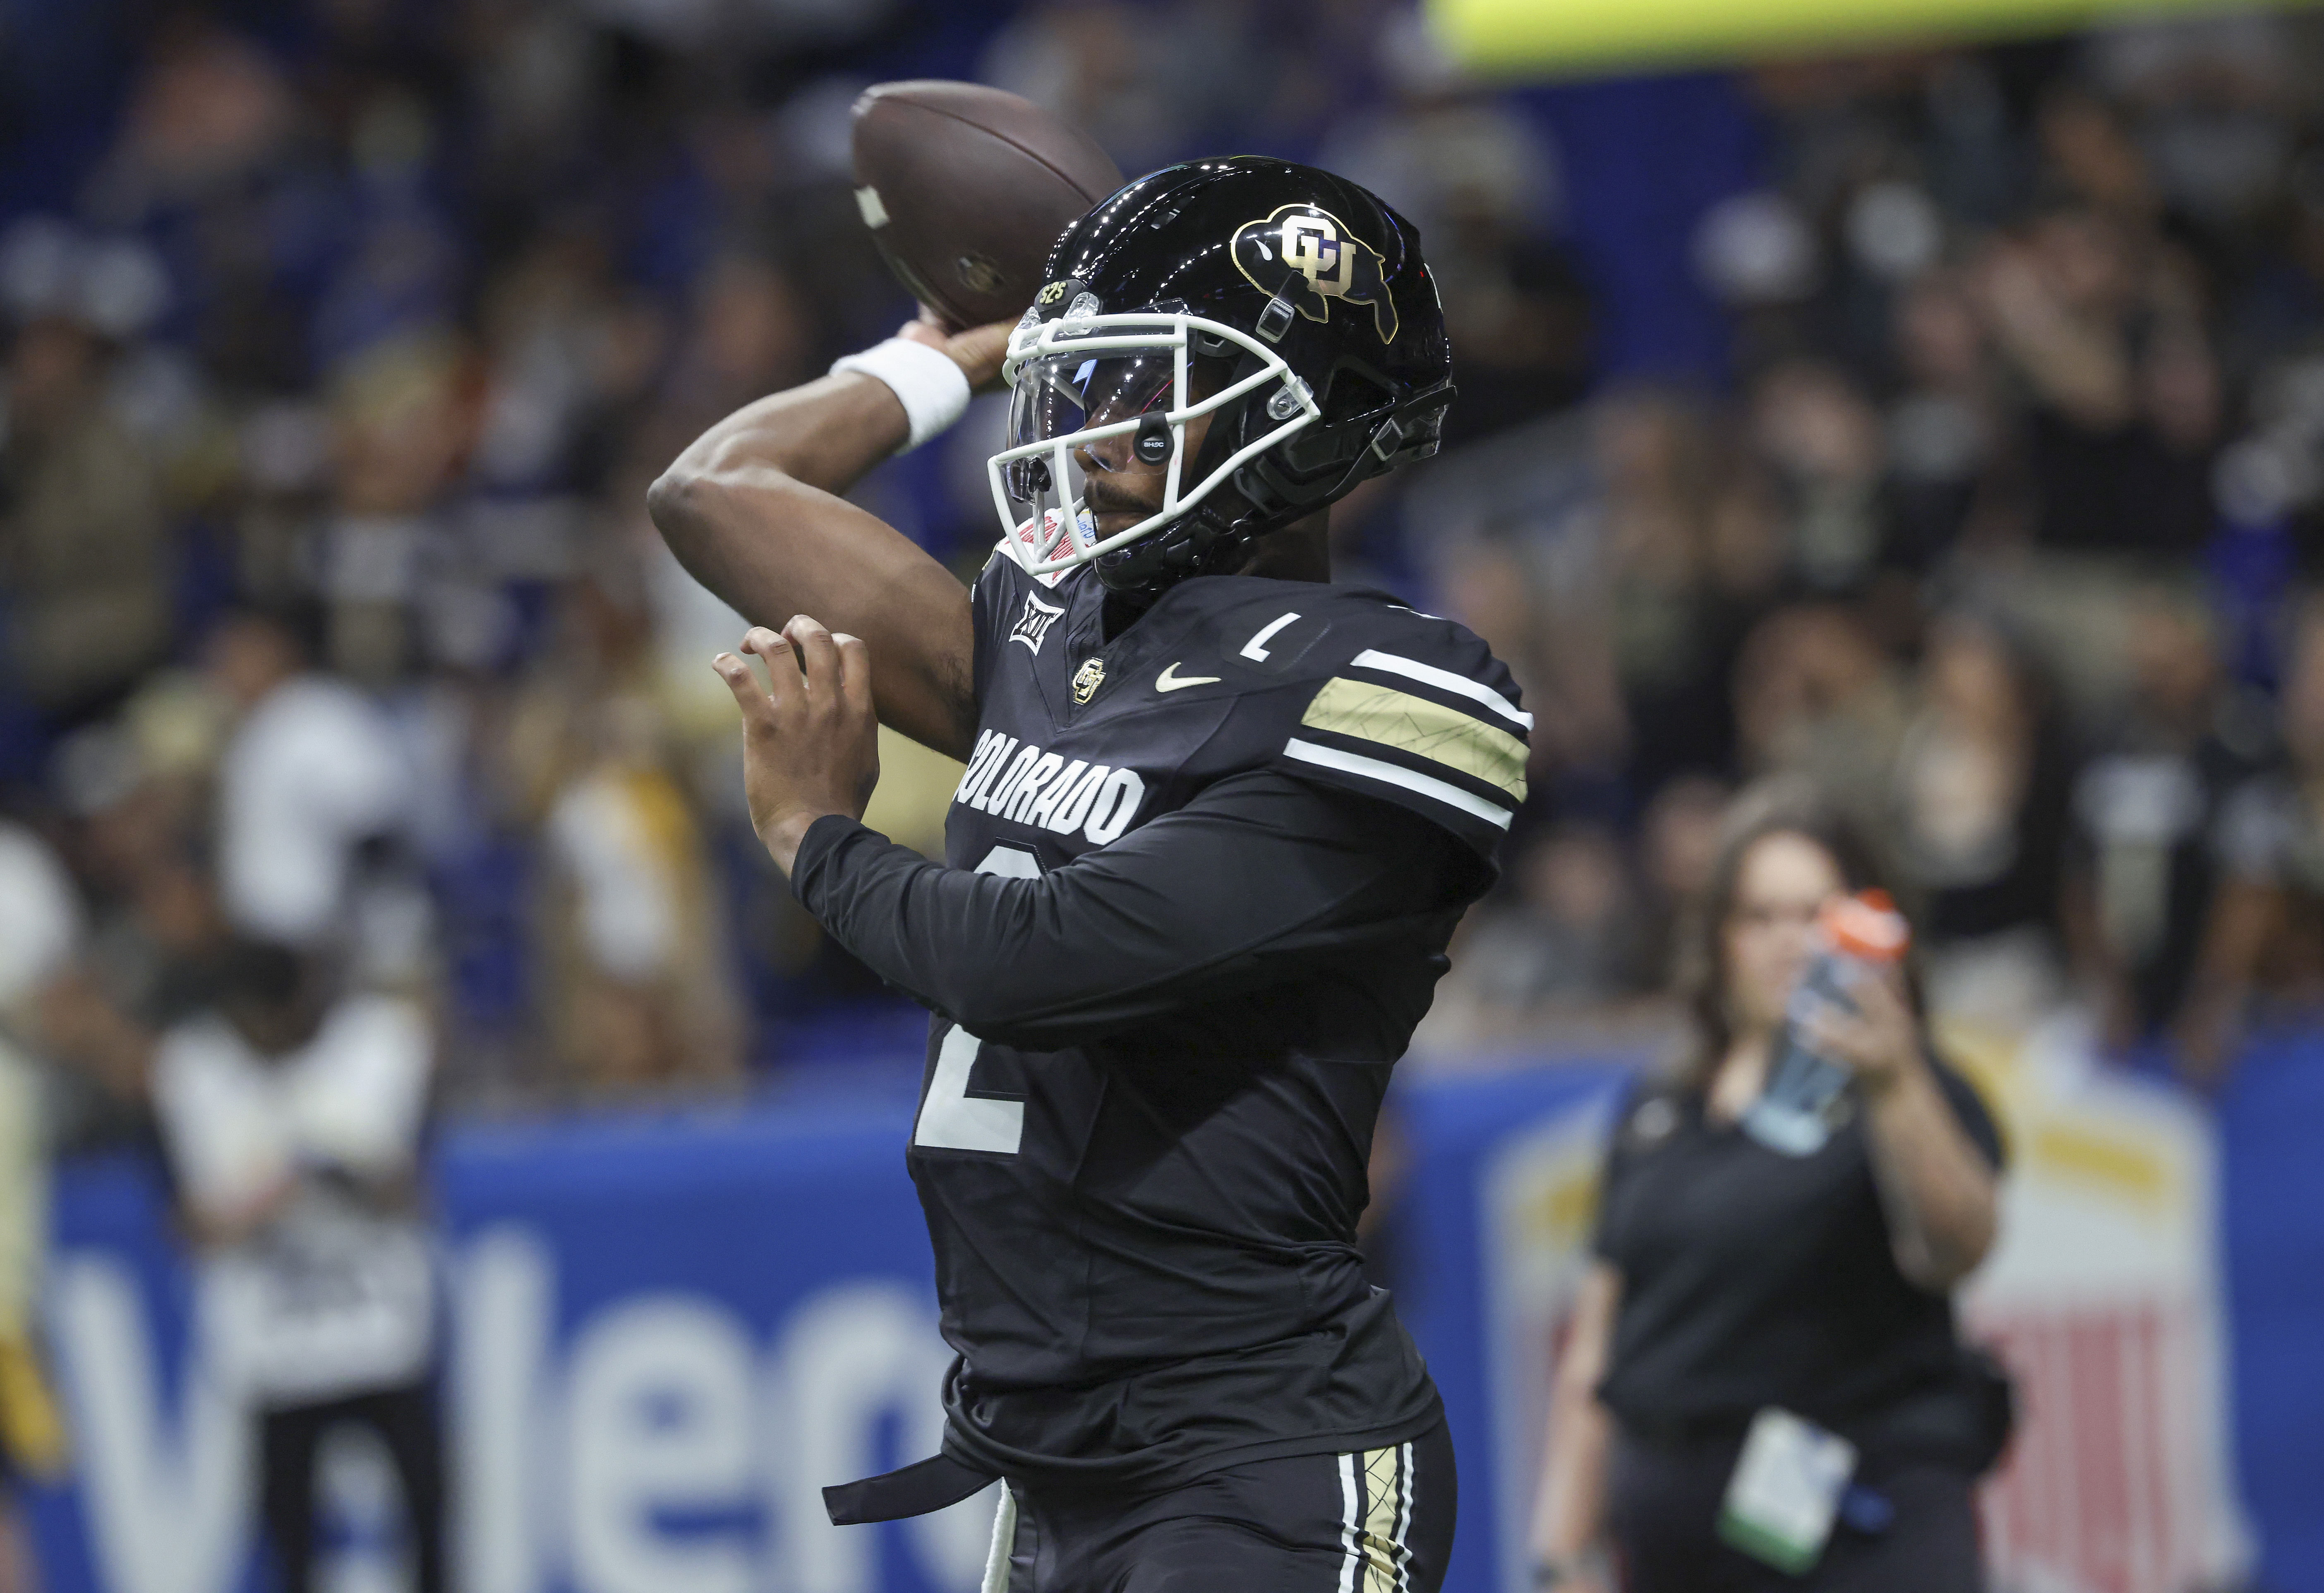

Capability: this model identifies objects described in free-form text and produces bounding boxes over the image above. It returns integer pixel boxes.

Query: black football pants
[993,1417,1456,1592]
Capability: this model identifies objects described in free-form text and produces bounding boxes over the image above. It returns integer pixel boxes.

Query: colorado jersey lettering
[951,731,1147,841]
[894,544,1528,1493]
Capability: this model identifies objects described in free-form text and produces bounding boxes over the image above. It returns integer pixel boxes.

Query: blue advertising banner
[30,1094,999,1593]
[1384,1064,1629,1593]
[22,1051,2320,1593]
[22,1066,1626,1593]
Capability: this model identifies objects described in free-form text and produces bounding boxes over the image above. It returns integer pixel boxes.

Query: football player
[651,157,1528,1592]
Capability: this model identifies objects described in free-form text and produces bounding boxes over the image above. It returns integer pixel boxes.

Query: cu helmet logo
[1231,204,1398,343]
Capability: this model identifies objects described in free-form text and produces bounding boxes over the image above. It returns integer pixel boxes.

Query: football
[849,80,1124,332]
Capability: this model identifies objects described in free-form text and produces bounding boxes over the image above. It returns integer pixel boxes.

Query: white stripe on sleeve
[1350,649,1533,729]
[1395,1441,1415,1593]
[1284,739,1516,829]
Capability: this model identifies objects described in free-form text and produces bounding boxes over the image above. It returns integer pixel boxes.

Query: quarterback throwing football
[651,158,1529,1592]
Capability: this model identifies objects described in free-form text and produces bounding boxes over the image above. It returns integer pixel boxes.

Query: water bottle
[1741,890,1911,1157]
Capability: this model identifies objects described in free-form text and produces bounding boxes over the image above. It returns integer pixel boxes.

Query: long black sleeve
[791,770,1480,1051]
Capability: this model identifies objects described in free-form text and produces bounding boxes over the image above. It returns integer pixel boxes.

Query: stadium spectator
[0,820,75,1521]
[1880,271,1999,573]
[0,305,171,725]
[205,607,429,985]
[1976,199,2222,560]
[1748,360,1888,595]
[1528,781,2007,1593]
[149,938,442,1593]
[1628,773,1734,994]
[2176,591,2324,1079]
[1731,602,1909,829]
[535,687,742,1096]
[1425,823,1656,1048]
[2062,585,2273,1053]
[0,0,2319,1088]
[1892,612,2076,1027]
[34,714,228,1146]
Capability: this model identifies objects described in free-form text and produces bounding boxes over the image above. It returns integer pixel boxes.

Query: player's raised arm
[646,318,1007,763]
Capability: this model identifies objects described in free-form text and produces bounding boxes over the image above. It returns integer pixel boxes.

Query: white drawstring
[980,1482,1019,1593]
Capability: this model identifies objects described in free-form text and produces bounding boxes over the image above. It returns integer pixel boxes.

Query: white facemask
[987,302,1320,578]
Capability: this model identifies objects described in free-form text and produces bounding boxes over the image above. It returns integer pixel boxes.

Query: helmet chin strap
[1091,468,1271,596]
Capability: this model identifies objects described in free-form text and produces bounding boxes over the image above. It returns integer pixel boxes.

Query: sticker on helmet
[1230,204,1398,343]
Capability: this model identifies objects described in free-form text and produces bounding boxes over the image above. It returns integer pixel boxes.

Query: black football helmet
[988,156,1453,598]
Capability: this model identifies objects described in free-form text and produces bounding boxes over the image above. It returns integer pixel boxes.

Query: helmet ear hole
[1319,359,1396,425]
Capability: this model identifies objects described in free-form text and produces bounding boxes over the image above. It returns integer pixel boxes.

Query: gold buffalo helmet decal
[1230,204,1398,343]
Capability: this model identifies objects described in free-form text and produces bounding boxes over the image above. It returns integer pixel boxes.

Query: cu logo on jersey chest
[1072,657,1106,703]
[1231,203,1398,343]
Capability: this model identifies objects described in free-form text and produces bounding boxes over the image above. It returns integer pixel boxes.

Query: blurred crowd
[1,0,2322,1151]
[1415,14,2324,1087]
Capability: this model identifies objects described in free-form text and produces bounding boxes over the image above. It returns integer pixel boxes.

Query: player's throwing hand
[713,616,881,877]
[897,312,1012,392]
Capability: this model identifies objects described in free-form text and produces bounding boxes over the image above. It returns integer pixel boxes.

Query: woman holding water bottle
[1529,779,2008,1593]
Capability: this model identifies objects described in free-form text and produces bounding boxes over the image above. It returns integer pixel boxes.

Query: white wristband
[830,337,971,452]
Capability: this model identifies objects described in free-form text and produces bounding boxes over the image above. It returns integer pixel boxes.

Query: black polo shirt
[1592,1059,2005,1444]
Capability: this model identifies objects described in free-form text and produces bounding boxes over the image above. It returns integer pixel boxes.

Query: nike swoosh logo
[1155,662,1222,692]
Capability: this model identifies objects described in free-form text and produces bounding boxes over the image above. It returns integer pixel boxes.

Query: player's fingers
[782,615,841,705]
[741,626,803,709]
[711,651,771,726]
[948,321,1014,390]
[833,632,874,720]
[898,314,950,348]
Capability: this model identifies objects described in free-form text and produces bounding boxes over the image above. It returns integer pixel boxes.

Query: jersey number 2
[911,845,1035,1155]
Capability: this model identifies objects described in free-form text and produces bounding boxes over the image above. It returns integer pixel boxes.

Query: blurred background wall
[1,0,2323,1591]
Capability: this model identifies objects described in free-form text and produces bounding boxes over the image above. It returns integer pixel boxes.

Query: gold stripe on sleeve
[1300,677,1529,800]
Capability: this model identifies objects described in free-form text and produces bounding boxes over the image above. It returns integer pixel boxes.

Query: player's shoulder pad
[977,538,1029,597]
[1187,579,1531,859]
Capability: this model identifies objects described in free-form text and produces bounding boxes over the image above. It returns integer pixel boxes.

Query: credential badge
[1630,1097,1678,1144]
[1072,656,1106,704]
[1230,204,1398,343]
[1010,591,1065,654]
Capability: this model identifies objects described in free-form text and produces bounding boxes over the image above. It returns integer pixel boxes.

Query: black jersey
[795,547,1530,1496]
